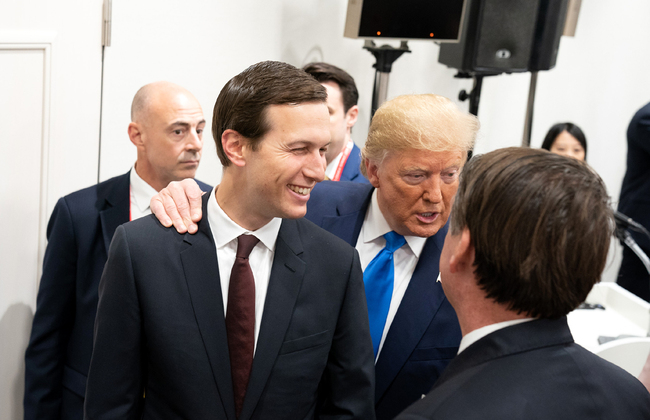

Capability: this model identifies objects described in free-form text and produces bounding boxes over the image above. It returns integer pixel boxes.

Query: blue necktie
[363,231,406,356]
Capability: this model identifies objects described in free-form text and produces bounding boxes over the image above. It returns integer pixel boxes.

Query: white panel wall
[0,1,103,418]
[0,38,51,420]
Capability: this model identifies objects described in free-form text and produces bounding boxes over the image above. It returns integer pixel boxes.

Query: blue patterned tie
[363,231,406,356]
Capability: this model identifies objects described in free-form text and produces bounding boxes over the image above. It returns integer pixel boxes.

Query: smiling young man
[84,61,374,420]
[149,93,480,420]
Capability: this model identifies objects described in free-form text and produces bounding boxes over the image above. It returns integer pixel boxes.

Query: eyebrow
[169,119,206,128]
[287,140,331,148]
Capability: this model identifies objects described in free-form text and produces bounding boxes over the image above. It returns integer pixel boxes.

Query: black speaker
[438,0,568,74]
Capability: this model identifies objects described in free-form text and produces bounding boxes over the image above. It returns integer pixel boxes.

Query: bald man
[23,82,211,420]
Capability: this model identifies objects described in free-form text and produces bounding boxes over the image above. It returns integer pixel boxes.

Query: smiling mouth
[288,184,312,196]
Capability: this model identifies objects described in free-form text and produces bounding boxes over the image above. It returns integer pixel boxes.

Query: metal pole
[522,71,538,147]
[371,71,390,117]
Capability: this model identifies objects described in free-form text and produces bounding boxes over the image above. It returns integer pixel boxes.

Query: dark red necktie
[226,234,259,418]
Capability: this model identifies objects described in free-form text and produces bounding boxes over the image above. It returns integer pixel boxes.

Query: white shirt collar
[207,186,282,252]
[458,318,535,354]
[325,149,345,180]
[362,189,427,258]
[130,165,159,215]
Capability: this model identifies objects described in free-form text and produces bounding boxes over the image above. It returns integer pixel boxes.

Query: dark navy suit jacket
[84,192,375,420]
[339,143,369,184]
[396,317,650,420]
[24,171,211,420]
[618,101,650,300]
[306,181,462,420]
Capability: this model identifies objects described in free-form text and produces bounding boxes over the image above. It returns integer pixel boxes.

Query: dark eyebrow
[286,140,331,148]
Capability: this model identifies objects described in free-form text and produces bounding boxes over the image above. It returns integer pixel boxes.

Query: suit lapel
[98,172,130,254]
[181,193,236,420]
[320,186,372,246]
[239,219,306,420]
[374,224,449,402]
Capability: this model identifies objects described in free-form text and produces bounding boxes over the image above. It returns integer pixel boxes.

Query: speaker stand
[458,74,485,116]
[521,71,538,147]
[363,40,411,118]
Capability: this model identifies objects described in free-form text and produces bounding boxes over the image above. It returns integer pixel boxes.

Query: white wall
[0,1,103,419]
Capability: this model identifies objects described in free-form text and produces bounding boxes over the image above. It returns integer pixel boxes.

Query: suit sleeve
[633,108,650,153]
[319,251,376,420]
[84,226,144,420]
[24,197,78,420]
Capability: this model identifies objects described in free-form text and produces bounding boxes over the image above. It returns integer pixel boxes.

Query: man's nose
[423,177,443,202]
[186,129,203,151]
[304,149,325,182]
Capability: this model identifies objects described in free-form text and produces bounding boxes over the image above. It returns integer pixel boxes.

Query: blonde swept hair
[360,94,479,176]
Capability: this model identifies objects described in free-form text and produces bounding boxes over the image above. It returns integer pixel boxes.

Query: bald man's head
[128,82,206,191]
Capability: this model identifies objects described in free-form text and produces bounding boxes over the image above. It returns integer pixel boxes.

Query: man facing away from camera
[396,147,650,420]
[151,93,479,419]
[83,61,375,420]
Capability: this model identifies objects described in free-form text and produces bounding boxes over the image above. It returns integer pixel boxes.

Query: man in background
[303,62,368,183]
[24,81,210,420]
[617,101,650,301]
[397,148,650,420]
[150,93,479,419]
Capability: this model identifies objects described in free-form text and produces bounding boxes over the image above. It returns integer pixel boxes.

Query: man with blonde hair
[150,93,480,419]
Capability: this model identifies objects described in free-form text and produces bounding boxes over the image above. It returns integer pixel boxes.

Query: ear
[345,105,359,129]
[365,158,380,188]
[448,228,475,274]
[221,129,247,167]
[128,122,144,148]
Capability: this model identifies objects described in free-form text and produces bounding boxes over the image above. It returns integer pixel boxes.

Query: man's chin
[280,205,308,220]
[404,223,442,238]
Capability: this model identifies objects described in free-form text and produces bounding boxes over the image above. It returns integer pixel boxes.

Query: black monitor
[344,0,467,41]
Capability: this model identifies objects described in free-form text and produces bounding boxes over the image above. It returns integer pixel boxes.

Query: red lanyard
[332,140,354,182]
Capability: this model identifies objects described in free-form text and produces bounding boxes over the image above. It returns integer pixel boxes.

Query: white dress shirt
[356,190,427,359]
[457,318,535,354]
[129,165,159,220]
[207,187,282,353]
[325,148,345,180]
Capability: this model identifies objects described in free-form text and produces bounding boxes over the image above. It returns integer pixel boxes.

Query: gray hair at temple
[360,94,479,176]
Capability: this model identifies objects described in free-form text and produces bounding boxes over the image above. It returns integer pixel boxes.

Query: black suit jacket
[84,192,375,420]
[396,317,650,420]
[306,181,461,420]
[24,171,211,420]
[618,101,650,300]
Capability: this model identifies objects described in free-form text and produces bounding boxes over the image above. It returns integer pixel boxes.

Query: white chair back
[595,337,650,377]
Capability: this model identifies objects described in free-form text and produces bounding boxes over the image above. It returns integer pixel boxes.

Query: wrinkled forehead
[377,146,466,167]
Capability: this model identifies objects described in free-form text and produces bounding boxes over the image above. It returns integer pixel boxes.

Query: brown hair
[302,62,359,112]
[360,94,479,177]
[213,61,327,166]
[450,147,613,318]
